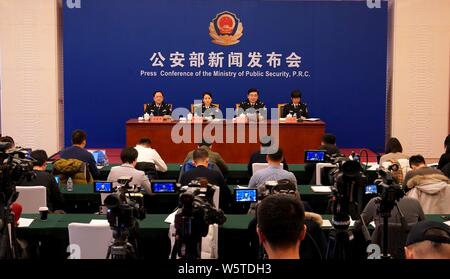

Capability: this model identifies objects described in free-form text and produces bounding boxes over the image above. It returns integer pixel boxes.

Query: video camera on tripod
[0,143,36,259]
[104,176,146,259]
[171,178,226,259]
[326,154,367,259]
[371,169,406,259]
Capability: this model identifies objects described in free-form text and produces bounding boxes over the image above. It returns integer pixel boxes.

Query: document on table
[304,118,320,121]
[18,218,35,228]
[310,186,332,193]
[322,220,332,227]
[165,211,177,224]
[89,219,109,225]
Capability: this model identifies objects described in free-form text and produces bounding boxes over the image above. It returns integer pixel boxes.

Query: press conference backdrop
[63,0,388,151]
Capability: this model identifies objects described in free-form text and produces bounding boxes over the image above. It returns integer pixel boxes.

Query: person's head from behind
[31,149,48,170]
[202,92,213,107]
[321,133,336,146]
[193,148,209,167]
[409,155,426,170]
[259,136,272,148]
[291,90,302,105]
[120,147,139,166]
[138,138,152,148]
[72,129,87,147]
[385,137,403,154]
[404,221,450,259]
[0,136,15,150]
[256,194,306,259]
[153,91,164,105]
[445,134,450,153]
[247,88,259,104]
[266,148,283,165]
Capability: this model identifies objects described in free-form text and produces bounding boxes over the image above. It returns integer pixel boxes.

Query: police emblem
[209,11,243,46]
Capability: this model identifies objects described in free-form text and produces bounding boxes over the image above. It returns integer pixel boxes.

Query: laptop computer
[87,149,108,166]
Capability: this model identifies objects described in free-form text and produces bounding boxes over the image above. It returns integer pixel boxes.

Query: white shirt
[134,145,168,172]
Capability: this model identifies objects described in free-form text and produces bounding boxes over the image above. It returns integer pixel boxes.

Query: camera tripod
[0,193,20,259]
[106,228,137,259]
[326,217,353,259]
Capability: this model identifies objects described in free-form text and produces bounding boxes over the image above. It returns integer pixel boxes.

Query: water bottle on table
[67,177,74,192]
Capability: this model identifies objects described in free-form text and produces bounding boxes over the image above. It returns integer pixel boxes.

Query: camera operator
[404,221,450,259]
[256,194,307,259]
[179,148,232,212]
[107,147,152,194]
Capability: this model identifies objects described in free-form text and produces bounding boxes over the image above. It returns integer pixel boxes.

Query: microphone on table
[10,202,23,225]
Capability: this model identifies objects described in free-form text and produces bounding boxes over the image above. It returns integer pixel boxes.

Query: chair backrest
[68,222,112,259]
[15,186,47,214]
[277,103,286,118]
[135,162,158,179]
[191,103,220,113]
[315,163,336,185]
[252,162,284,174]
[201,224,219,259]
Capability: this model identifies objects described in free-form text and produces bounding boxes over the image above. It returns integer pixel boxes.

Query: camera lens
[104,194,121,208]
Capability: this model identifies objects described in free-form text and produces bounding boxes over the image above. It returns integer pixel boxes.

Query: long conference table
[17,213,450,259]
[125,119,326,163]
[58,184,332,214]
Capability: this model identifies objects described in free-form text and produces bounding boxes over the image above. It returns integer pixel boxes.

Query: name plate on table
[235,117,248,123]
[150,116,165,122]
[192,116,204,123]
[285,117,297,123]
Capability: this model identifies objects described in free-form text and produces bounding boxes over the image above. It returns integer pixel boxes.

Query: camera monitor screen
[93,181,113,193]
[151,180,177,193]
[365,184,378,194]
[304,150,326,163]
[234,189,257,202]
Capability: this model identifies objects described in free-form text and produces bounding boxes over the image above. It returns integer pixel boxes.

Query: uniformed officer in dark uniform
[193,92,220,118]
[238,88,266,114]
[144,91,172,116]
[282,90,309,119]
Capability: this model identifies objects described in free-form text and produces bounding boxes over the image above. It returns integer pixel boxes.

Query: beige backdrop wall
[0,0,61,155]
[391,0,450,161]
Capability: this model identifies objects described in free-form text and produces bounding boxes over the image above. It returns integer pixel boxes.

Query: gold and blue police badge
[209,11,243,46]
